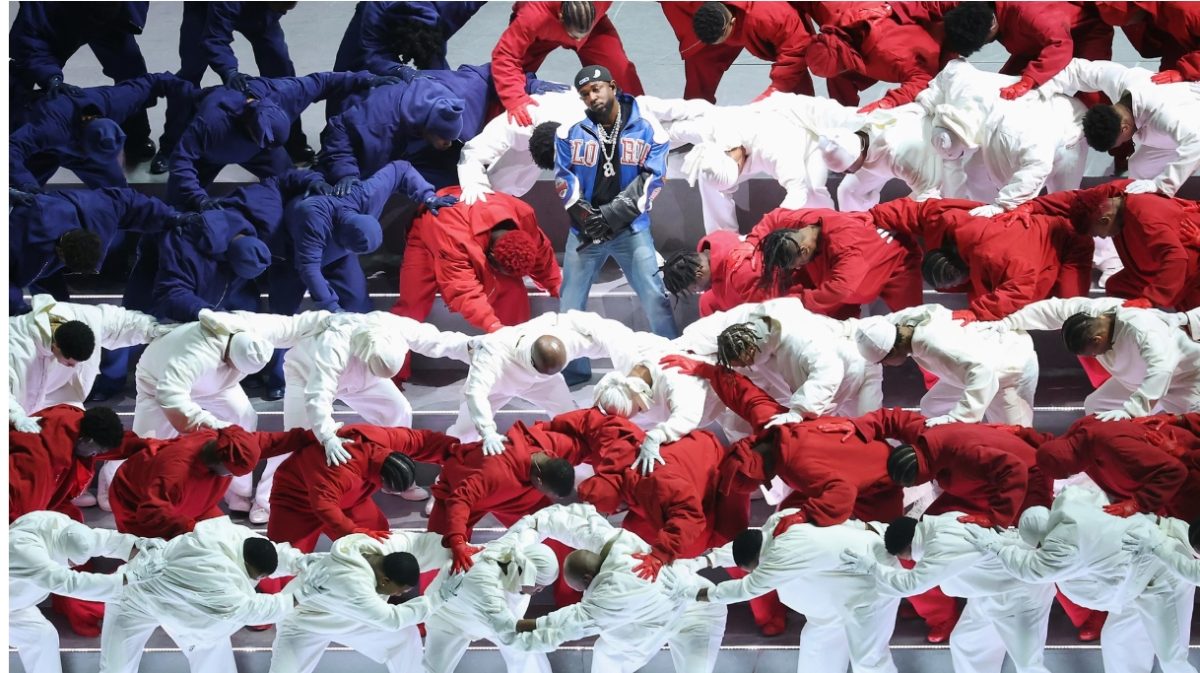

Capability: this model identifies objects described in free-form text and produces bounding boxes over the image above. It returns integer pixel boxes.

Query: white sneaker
[225,493,252,512]
[424,497,435,517]
[384,485,429,501]
[248,505,270,525]
[72,491,98,508]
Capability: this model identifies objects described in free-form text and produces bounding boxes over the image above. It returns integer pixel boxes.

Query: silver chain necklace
[595,105,622,178]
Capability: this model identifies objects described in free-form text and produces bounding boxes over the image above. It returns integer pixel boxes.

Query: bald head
[563,549,602,591]
[531,335,567,374]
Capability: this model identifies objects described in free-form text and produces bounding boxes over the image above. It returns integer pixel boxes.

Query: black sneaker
[149,151,170,175]
[288,144,316,166]
[125,138,157,165]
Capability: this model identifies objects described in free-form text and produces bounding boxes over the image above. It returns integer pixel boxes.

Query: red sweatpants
[900,557,961,628]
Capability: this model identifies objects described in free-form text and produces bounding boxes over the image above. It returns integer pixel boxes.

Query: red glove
[1102,499,1139,517]
[352,527,392,541]
[446,534,484,574]
[659,354,719,379]
[998,75,1036,100]
[1132,415,1170,430]
[857,98,895,114]
[816,419,856,443]
[752,85,780,103]
[1150,69,1183,85]
[773,510,809,536]
[1122,297,1152,309]
[632,551,668,581]
[485,320,504,333]
[951,309,977,324]
[956,514,995,528]
[1178,218,1200,246]
[506,98,539,126]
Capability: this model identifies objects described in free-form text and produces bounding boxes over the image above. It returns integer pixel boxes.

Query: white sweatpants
[949,584,1055,673]
[99,599,235,673]
[1084,374,1200,416]
[423,615,551,673]
[793,598,901,673]
[920,345,1039,426]
[446,377,577,441]
[10,606,62,673]
[101,388,259,505]
[1099,578,1197,673]
[589,599,727,673]
[269,620,422,673]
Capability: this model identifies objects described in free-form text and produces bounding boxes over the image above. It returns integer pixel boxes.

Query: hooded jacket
[109,425,312,539]
[696,231,767,316]
[9,1,149,89]
[723,2,815,95]
[169,71,376,206]
[9,511,139,612]
[152,208,263,322]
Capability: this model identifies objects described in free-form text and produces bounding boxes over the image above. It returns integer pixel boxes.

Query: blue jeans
[559,227,679,382]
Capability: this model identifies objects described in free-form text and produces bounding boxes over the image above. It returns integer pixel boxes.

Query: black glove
[225,71,253,94]
[582,209,612,241]
[333,176,361,197]
[169,211,204,229]
[389,65,419,82]
[9,188,39,206]
[568,200,600,229]
[597,195,639,234]
[368,75,403,88]
[44,75,84,99]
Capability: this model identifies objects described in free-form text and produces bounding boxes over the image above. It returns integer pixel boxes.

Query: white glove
[672,555,713,572]
[1095,409,1133,423]
[924,415,956,427]
[133,537,166,555]
[969,204,1006,218]
[838,549,878,575]
[765,411,806,428]
[482,431,508,456]
[323,436,354,466]
[970,320,1010,336]
[1147,308,1188,328]
[205,417,233,430]
[124,553,167,585]
[460,183,493,205]
[1118,527,1166,554]
[1124,179,1159,194]
[150,323,178,339]
[11,416,43,433]
[632,435,666,476]
[964,526,1004,555]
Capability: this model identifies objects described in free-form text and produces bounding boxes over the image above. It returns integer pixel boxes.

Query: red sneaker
[926,619,956,644]
[1078,612,1106,642]
[759,615,788,637]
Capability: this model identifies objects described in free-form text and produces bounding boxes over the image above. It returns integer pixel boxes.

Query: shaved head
[563,549,601,591]
[531,335,567,374]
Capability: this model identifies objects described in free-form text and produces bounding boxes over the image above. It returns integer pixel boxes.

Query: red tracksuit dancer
[804,1,942,110]
[1095,1,1200,82]
[392,187,562,333]
[747,207,923,320]
[491,1,644,125]
[688,1,816,99]
[658,1,745,102]
[268,425,459,552]
[1019,180,1200,311]
[108,425,312,539]
[577,429,746,574]
[1037,415,1200,522]
[870,197,1095,320]
[9,404,135,522]
[660,230,769,317]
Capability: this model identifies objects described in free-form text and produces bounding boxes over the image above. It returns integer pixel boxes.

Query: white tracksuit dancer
[119,309,331,513]
[822,103,945,212]
[448,311,649,444]
[976,487,1197,673]
[861,304,1039,425]
[1039,59,1200,197]
[680,94,860,232]
[9,294,166,429]
[423,538,560,673]
[847,512,1055,673]
[269,532,450,673]
[283,311,471,464]
[99,516,308,673]
[699,511,902,673]
[498,503,728,673]
[914,59,1088,216]
[1125,517,1200,587]
[993,297,1200,416]
[9,512,143,673]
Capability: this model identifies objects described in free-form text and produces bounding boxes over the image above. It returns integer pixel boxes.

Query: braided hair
[560,1,597,35]
[716,322,762,368]
[660,251,704,296]
[756,228,804,295]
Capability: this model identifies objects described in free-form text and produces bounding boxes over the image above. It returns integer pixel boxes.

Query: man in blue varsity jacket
[553,65,678,384]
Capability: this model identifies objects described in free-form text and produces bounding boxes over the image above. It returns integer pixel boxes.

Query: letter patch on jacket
[620,138,650,167]
[570,139,598,167]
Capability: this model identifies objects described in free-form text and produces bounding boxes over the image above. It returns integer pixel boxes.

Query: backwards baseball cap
[574,65,613,91]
